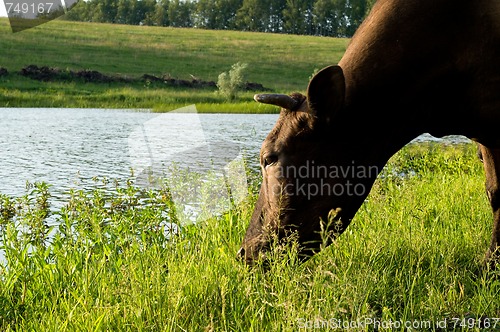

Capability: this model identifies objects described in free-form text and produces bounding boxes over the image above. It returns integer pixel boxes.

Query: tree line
[64,0,376,37]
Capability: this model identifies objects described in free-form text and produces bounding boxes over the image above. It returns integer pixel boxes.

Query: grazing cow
[239,0,500,266]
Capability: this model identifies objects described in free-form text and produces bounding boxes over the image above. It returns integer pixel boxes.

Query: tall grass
[1,142,499,331]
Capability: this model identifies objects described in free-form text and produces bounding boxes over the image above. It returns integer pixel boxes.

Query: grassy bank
[0,18,348,112]
[1,142,499,330]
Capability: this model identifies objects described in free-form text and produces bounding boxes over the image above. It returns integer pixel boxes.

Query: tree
[62,0,377,37]
[64,1,94,22]
[92,0,117,23]
[137,0,157,25]
[151,0,170,27]
[267,0,286,32]
[345,0,372,36]
[282,0,304,34]
[169,0,194,27]
[283,0,320,35]
[312,0,347,36]
[194,0,241,29]
[234,0,270,31]
[115,0,132,24]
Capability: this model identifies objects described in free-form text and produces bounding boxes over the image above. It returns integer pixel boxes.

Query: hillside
[0,18,349,111]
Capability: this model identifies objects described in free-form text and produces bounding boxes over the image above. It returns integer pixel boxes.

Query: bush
[216,62,248,101]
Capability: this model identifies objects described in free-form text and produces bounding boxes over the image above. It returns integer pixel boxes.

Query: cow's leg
[477,143,500,267]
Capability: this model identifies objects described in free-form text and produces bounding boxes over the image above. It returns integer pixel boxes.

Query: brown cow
[239,0,500,266]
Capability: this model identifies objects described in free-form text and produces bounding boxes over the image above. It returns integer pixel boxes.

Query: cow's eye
[263,154,278,168]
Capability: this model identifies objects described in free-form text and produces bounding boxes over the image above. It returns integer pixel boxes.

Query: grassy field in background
[1,142,500,330]
[0,18,348,112]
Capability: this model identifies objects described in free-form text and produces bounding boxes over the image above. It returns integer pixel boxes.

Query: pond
[0,107,275,201]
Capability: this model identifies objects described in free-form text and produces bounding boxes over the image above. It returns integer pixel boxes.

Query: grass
[0,18,349,112]
[1,142,500,331]
[0,79,278,113]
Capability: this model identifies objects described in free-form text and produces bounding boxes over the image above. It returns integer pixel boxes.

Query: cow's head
[238,65,383,266]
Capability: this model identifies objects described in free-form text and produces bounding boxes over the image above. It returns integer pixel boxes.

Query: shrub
[216,62,248,101]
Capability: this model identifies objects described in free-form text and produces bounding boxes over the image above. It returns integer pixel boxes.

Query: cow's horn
[254,94,299,110]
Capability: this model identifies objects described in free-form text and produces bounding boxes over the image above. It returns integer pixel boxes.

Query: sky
[1,1,6,17]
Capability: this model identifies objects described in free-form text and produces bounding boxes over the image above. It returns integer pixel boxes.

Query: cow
[238,0,500,267]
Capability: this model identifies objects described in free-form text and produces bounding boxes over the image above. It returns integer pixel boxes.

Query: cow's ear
[307,65,345,124]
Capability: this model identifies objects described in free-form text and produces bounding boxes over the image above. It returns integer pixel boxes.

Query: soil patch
[18,65,271,91]
[19,65,132,83]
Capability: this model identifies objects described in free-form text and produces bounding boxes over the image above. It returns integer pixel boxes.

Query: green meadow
[0,18,348,112]
[1,142,500,330]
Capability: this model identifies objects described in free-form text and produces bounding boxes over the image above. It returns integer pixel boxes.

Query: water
[0,107,470,204]
[0,107,277,203]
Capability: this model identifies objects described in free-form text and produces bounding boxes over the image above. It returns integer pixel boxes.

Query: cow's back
[338,0,500,146]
